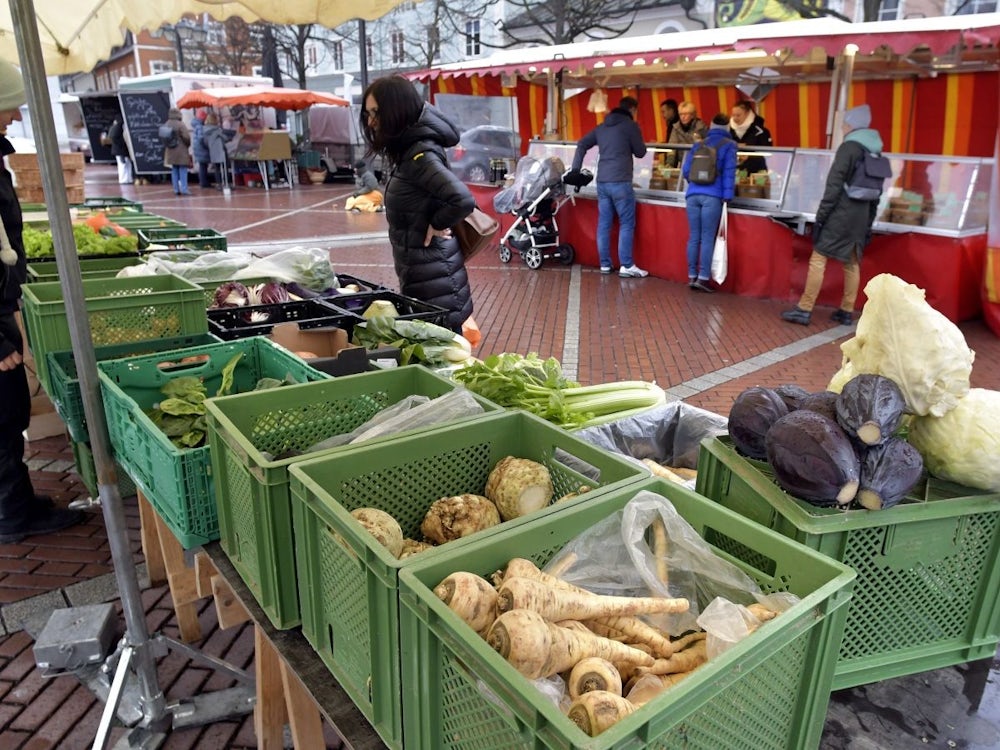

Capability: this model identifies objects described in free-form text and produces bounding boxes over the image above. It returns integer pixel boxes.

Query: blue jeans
[596,181,637,268]
[685,194,723,280]
[170,165,189,194]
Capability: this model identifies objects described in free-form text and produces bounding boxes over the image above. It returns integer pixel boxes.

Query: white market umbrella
[2,0,409,746]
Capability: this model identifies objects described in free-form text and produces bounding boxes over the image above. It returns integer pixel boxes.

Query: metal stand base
[37,611,255,750]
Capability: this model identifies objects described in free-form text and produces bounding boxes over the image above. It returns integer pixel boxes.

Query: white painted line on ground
[562,264,582,381]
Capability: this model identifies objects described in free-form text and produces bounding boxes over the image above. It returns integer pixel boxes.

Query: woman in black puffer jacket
[360,76,475,332]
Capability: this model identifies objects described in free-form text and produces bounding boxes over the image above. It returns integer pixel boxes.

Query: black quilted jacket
[384,105,475,332]
[0,137,26,361]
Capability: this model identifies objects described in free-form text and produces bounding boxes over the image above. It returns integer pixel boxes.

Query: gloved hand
[811,221,823,244]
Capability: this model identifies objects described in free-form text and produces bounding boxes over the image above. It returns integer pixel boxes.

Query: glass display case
[784,149,993,236]
[523,140,993,237]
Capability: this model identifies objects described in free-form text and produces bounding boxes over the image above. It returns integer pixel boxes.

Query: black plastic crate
[207,299,362,341]
[327,291,448,326]
[332,273,390,294]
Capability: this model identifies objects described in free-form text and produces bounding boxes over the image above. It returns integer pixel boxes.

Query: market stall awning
[412,15,1000,88]
[176,85,349,111]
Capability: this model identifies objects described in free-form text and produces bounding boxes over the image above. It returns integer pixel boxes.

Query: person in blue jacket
[682,113,737,292]
[570,95,648,278]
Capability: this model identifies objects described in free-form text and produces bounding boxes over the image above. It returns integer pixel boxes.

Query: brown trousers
[798,249,860,312]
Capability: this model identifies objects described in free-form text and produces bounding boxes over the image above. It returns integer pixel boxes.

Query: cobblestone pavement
[0,164,996,748]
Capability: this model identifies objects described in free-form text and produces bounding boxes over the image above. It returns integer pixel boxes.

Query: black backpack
[688,137,731,186]
[844,150,893,201]
[158,123,179,149]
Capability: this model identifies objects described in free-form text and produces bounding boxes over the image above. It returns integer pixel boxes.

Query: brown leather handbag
[453,207,500,261]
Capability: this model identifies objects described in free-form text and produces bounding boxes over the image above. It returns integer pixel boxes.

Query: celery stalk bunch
[453,352,665,429]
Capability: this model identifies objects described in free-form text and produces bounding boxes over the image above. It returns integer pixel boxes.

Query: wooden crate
[17,184,84,204]
[7,152,84,170]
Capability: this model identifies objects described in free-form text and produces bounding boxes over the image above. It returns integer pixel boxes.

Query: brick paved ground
[0,164,996,748]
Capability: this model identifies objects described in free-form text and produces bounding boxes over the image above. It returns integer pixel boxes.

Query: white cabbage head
[828,274,974,417]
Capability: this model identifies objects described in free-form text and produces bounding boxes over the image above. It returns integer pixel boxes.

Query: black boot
[781,306,811,325]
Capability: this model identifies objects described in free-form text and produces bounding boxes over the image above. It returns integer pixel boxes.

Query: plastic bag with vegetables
[235,247,338,292]
[828,274,974,417]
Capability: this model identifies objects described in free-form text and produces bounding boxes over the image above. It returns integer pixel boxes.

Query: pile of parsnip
[435,557,778,737]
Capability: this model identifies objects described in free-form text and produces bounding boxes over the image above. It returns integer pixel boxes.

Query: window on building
[207,21,226,47]
[391,30,406,64]
[877,0,902,20]
[465,19,480,56]
[953,0,997,12]
[366,37,374,62]
[307,44,318,67]
[150,60,173,75]
[252,65,264,77]
[332,41,344,69]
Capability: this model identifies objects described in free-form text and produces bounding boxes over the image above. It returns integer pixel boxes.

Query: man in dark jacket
[0,60,84,544]
[782,104,884,326]
[571,96,648,277]
[107,117,133,184]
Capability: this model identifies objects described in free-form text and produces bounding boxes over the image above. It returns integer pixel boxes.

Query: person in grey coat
[201,113,230,189]
[161,107,192,195]
[782,104,884,326]
[570,95,648,277]
[360,76,475,333]
[191,111,211,188]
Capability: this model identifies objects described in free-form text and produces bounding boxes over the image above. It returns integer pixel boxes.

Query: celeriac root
[433,571,498,636]
[486,609,654,679]
[497,576,689,621]
[566,691,637,737]
[568,657,623,699]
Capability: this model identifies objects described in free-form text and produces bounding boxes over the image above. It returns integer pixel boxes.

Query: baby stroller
[493,156,592,270]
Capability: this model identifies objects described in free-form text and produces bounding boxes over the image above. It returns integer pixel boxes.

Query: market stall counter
[473,140,993,323]
[230,130,296,190]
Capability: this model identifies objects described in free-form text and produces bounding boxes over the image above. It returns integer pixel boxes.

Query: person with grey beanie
[782,104,885,327]
[0,60,85,543]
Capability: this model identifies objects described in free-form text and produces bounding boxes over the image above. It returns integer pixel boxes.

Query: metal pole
[9,0,168,733]
[358,19,369,96]
[174,31,186,73]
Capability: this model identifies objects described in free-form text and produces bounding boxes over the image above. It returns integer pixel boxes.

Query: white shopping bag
[711,203,728,285]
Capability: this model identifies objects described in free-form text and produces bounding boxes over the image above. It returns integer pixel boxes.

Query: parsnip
[433,572,497,636]
[641,639,708,675]
[642,459,688,484]
[486,609,654,679]
[586,619,705,659]
[625,672,691,706]
[497,576,689,621]
[568,657,622,699]
[566,691,636,737]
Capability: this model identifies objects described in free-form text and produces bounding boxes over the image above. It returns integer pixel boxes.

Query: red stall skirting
[469,185,985,323]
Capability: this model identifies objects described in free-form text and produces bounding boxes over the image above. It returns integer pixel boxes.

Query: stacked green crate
[696,436,1000,689]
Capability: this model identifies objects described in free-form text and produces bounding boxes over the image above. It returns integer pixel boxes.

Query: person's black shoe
[691,280,715,293]
[28,494,55,519]
[0,508,85,544]
[781,306,812,325]
[688,277,697,289]
[830,309,854,326]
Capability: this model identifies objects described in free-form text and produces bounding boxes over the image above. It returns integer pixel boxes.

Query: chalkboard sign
[118,90,172,175]
[78,93,120,164]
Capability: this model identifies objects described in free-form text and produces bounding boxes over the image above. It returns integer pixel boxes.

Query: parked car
[447,125,520,183]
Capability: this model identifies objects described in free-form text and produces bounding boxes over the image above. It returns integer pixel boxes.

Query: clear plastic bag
[235,247,337,291]
[696,593,798,659]
[543,491,763,635]
[303,388,485,452]
[136,250,252,282]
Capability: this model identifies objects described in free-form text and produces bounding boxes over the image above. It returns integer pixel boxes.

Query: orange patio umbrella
[176,85,349,111]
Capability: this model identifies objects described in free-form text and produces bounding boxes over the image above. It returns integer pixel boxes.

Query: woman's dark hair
[712,112,729,126]
[360,76,425,165]
[733,100,755,115]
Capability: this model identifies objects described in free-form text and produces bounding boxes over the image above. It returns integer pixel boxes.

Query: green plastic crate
[206,366,504,630]
[288,410,650,749]
[696,436,1000,690]
[98,337,330,549]
[137,227,227,252]
[109,214,186,232]
[71,440,137,500]
[80,197,144,211]
[25,256,145,283]
[397,476,855,750]
[21,274,209,398]
[48,333,221,444]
